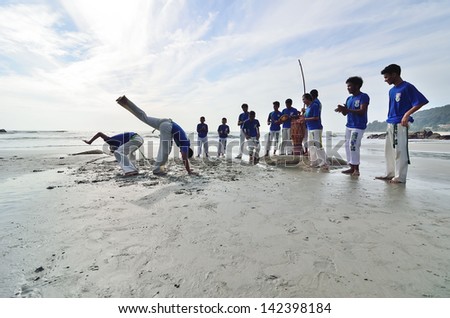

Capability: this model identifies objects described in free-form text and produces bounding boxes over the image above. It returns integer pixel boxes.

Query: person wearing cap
[116,95,196,176]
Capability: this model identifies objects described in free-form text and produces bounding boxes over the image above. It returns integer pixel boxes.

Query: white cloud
[1,0,450,133]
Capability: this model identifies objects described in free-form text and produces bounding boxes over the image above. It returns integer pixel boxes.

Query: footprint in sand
[311,257,337,289]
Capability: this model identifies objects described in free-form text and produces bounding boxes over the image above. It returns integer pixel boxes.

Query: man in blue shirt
[116,95,196,175]
[375,64,428,183]
[83,131,143,176]
[196,116,209,158]
[236,103,249,159]
[265,101,282,156]
[242,111,260,164]
[280,99,299,155]
[303,93,328,168]
[335,76,370,176]
[217,117,230,157]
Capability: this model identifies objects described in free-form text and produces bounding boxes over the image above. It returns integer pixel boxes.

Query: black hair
[302,93,313,101]
[273,101,280,107]
[241,103,249,109]
[285,98,292,105]
[346,76,364,88]
[310,89,318,99]
[249,110,256,117]
[381,64,401,75]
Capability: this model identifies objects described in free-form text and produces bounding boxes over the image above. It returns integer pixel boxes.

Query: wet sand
[0,143,449,297]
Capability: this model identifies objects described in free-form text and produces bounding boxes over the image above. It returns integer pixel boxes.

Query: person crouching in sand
[83,132,143,177]
[116,95,196,176]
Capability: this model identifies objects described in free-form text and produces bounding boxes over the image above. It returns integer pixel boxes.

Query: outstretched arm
[181,151,197,175]
[83,132,110,144]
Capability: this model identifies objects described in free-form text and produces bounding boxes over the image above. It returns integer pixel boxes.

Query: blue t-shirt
[171,122,190,154]
[281,107,299,129]
[242,119,260,137]
[267,110,282,131]
[345,92,370,129]
[304,100,323,130]
[217,124,230,138]
[197,123,208,138]
[106,132,136,148]
[386,81,428,124]
[238,112,249,128]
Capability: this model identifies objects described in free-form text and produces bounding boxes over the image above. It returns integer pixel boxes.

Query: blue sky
[1,0,450,133]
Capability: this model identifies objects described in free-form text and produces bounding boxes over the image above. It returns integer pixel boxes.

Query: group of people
[83,63,428,184]
[334,64,428,183]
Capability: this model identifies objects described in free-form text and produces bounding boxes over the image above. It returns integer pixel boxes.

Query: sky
[1,0,450,133]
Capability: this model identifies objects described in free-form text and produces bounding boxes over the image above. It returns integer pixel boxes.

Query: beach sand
[1,141,449,298]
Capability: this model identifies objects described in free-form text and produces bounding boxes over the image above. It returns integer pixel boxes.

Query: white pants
[265,130,280,154]
[117,97,173,173]
[114,134,143,174]
[238,128,245,156]
[384,123,410,183]
[308,129,327,166]
[197,136,209,156]
[303,132,309,152]
[218,138,227,156]
[245,137,260,158]
[280,128,292,155]
[345,127,365,165]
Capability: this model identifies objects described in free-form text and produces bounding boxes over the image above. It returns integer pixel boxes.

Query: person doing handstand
[116,95,195,176]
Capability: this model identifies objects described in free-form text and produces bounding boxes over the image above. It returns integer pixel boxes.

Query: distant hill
[366,104,450,132]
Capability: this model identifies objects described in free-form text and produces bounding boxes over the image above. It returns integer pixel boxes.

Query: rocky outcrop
[0,129,6,133]
[367,130,450,140]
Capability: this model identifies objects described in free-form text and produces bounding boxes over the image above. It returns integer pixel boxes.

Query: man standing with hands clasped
[335,76,370,177]
[375,64,428,184]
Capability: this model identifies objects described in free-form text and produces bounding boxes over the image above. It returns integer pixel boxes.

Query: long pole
[298,59,307,113]
[298,59,306,94]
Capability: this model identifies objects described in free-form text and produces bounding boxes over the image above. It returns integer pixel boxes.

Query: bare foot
[389,178,404,184]
[375,176,392,181]
[351,171,360,177]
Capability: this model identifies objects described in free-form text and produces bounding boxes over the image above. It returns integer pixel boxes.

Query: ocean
[1,130,449,161]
